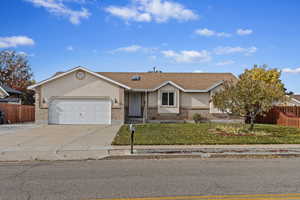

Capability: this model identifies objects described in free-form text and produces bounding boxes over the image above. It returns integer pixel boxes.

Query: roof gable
[153,81,185,91]
[28,67,131,90]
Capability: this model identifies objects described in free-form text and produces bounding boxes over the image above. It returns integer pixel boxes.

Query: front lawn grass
[112,123,300,145]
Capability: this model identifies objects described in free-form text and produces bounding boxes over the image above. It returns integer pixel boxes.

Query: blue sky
[1,0,300,93]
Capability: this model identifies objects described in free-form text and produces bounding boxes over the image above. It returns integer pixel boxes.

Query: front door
[129,93,141,117]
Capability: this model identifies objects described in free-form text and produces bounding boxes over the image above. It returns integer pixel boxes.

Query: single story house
[0,84,22,104]
[28,66,237,125]
[287,95,300,106]
[275,95,300,106]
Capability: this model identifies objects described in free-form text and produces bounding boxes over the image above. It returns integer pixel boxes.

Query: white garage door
[49,98,111,124]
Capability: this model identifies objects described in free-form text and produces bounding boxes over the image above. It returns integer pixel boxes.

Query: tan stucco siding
[148,91,157,107]
[148,86,210,115]
[180,92,210,108]
[40,71,121,108]
[157,84,180,114]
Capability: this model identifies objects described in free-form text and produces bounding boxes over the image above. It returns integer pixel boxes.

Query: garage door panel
[49,99,111,124]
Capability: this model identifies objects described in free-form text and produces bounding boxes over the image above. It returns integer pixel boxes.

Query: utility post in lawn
[129,124,136,154]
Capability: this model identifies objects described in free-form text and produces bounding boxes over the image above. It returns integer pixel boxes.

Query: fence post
[18,105,21,123]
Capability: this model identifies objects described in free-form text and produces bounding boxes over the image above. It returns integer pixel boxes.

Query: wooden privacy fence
[274,106,300,117]
[256,106,300,128]
[0,104,35,124]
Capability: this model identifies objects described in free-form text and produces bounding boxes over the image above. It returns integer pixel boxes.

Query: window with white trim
[161,92,175,106]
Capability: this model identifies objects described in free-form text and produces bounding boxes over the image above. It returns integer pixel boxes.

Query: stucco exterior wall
[180,92,210,108]
[145,85,212,121]
[40,71,120,108]
[148,91,157,107]
[35,70,125,124]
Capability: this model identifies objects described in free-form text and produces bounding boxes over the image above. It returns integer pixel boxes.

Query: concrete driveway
[0,124,121,161]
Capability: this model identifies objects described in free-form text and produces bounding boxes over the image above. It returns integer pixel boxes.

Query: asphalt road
[1,158,300,200]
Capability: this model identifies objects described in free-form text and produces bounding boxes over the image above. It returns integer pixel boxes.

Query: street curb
[102,153,300,160]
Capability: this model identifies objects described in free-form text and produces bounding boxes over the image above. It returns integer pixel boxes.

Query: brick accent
[112,107,124,124]
[147,107,210,120]
[35,88,48,124]
[112,87,125,124]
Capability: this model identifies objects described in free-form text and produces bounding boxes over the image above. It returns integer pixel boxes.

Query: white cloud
[111,45,158,54]
[214,46,257,55]
[161,50,211,63]
[282,67,300,73]
[66,45,74,51]
[105,7,151,22]
[236,28,253,36]
[0,36,35,48]
[25,0,90,24]
[195,28,231,37]
[105,0,198,23]
[216,60,235,66]
[112,45,142,53]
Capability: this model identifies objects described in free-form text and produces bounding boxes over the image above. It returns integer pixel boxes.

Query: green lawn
[112,123,300,145]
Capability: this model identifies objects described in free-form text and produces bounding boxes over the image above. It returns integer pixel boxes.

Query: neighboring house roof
[290,94,300,104]
[291,95,300,102]
[0,84,22,95]
[98,72,236,91]
[28,66,237,92]
[0,83,22,96]
[0,86,9,97]
[0,98,20,103]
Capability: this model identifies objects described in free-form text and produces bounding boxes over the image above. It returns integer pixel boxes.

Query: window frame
[161,91,176,107]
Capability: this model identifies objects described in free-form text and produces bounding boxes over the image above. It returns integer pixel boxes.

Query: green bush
[193,113,202,124]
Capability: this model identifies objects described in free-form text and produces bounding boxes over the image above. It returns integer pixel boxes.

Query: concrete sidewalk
[108,144,300,159]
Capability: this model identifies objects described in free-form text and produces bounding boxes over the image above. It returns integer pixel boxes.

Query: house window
[161,92,175,106]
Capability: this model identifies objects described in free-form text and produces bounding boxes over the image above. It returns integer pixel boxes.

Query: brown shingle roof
[98,72,237,90]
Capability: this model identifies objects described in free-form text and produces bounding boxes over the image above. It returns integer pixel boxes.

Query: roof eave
[128,81,224,93]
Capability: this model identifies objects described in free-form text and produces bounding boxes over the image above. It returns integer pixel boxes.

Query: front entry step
[126,118,143,124]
